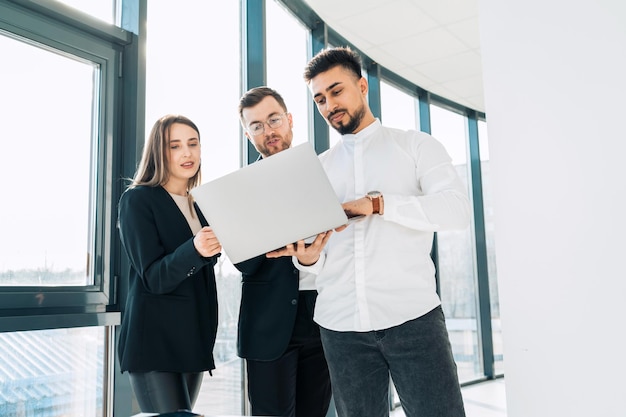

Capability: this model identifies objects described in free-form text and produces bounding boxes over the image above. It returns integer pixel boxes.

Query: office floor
[390,378,507,417]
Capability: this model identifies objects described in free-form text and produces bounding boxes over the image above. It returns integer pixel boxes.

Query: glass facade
[430,104,483,382]
[144,1,244,414]
[478,119,504,375]
[380,80,418,130]
[0,0,122,412]
[0,327,105,416]
[53,0,116,24]
[266,0,311,147]
[0,0,497,415]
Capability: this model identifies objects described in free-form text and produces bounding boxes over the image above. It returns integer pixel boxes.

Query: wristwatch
[366,191,383,215]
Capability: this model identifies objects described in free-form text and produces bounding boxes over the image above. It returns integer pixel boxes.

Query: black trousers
[246,290,332,417]
[128,370,203,414]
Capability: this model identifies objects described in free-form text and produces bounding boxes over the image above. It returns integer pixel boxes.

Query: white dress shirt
[295,119,471,332]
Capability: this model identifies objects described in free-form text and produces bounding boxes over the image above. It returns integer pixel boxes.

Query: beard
[258,135,291,158]
[329,102,366,135]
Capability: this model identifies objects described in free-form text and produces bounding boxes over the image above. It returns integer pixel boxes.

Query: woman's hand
[194,226,222,257]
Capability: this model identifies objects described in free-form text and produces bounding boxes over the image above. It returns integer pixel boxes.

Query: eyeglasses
[247,112,288,136]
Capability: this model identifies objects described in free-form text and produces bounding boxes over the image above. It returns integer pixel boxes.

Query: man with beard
[269,47,470,417]
[234,86,333,417]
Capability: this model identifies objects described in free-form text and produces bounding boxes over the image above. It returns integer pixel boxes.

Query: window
[381,80,418,130]
[0,32,96,288]
[144,1,243,414]
[0,1,126,414]
[478,119,503,375]
[0,0,123,313]
[267,0,310,147]
[53,0,116,24]
[0,327,106,416]
[430,104,483,382]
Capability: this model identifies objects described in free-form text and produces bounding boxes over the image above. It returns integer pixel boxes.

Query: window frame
[0,0,130,329]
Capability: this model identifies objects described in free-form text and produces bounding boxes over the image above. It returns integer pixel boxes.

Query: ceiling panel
[302,0,485,112]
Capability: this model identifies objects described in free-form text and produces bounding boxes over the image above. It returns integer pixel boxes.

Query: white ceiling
[302,0,484,113]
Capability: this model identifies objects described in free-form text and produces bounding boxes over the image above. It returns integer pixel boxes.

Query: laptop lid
[190,142,348,264]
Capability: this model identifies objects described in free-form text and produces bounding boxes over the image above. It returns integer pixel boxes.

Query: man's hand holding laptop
[266,195,376,263]
[266,229,332,265]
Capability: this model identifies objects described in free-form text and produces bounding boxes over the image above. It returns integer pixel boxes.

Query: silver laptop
[190,142,349,264]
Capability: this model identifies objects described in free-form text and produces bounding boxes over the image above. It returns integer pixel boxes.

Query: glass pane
[380,81,417,130]
[145,1,243,414]
[430,104,483,383]
[267,0,310,148]
[54,0,116,24]
[0,327,105,416]
[0,32,96,287]
[478,120,504,375]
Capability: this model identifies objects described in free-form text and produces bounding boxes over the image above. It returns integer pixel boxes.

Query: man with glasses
[233,86,333,417]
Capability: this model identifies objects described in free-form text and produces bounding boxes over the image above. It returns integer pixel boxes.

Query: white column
[478,1,626,416]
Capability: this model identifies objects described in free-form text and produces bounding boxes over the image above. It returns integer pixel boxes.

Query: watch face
[367,191,382,198]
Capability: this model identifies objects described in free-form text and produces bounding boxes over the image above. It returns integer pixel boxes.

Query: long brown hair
[131,114,202,191]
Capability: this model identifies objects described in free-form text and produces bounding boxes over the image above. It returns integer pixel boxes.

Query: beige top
[169,192,202,235]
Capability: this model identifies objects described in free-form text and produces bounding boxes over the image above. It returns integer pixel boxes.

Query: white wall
[478,1,626,416]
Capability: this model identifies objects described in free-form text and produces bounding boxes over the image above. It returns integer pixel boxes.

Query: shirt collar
[342,118,381,142]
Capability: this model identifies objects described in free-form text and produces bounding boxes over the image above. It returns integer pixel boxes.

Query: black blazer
[235,255,300,361]
[117,185,219,373]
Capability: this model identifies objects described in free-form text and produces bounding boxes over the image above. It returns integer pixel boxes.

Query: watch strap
[366,192,382,215]
[370,195,380,214]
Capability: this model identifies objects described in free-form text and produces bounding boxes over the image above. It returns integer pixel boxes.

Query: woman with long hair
[117,114,222,413]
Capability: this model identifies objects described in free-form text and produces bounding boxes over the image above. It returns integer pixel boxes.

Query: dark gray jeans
[320,306,466,417]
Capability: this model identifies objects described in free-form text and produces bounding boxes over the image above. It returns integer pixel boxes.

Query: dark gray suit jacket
[117,185,219,373]
[235,255,300,361]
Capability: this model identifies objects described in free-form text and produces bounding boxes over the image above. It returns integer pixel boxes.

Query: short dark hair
[303,46,362,83]
[238,86,288,122]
